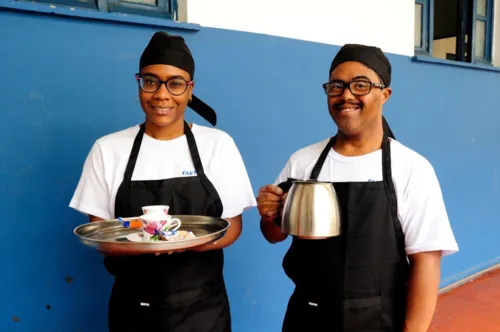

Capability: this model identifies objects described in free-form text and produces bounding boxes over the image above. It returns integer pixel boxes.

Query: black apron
[103,121,231,332]
[279,134,409,331]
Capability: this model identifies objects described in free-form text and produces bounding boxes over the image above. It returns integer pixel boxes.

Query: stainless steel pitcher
[280,179,342,239]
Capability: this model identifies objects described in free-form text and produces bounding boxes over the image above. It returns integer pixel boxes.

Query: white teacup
[139,213,181,241]
[142,205,170,215]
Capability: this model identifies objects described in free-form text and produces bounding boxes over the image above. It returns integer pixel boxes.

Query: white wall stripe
[186,0,415,57]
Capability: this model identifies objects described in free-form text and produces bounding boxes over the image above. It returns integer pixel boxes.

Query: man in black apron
[71,32,252,331]
[257,44,456,331]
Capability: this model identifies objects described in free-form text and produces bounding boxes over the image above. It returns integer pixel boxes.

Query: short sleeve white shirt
[275,138,459,257]
[70,123,257,220]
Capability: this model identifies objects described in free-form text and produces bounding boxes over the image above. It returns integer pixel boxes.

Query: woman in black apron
[109,32,237,332]
[105,119,232,331]
[71,31,254,332]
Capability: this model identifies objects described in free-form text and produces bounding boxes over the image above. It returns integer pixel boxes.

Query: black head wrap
[329,44,392,86]
[329,44,395,139]
[139,31,217,126]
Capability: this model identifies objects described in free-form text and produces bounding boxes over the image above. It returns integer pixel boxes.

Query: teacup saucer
[126,233,145,242]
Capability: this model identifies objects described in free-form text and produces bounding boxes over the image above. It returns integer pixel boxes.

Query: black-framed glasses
[322,80,385,97]
[135,73,193,96]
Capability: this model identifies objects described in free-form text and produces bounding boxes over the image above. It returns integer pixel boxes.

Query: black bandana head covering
[329,44,395,139]
[329,44,392,87]
[139,31,217,126]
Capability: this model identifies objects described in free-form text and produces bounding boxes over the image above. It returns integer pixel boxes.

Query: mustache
[333,100,363,109]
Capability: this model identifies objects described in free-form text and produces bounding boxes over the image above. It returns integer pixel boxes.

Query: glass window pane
[475,20,486,58]
[477,0,487,16]
[123,0,157,5]
[415,3,423,48]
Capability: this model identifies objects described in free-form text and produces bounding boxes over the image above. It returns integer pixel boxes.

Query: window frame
[16,0,177,20]
[415,0,433,55]
[414,0,494,64]
[100,0,175,19]
[23,0,97,9]
[471,0,494,64]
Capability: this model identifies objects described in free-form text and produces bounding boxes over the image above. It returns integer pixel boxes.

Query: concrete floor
[429,266,500,332]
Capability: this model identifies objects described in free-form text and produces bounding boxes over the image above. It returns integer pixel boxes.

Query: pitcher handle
[272,178,298,227]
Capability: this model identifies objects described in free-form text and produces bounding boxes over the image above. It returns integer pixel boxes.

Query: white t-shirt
[275,138,459,257]
[70,123,257,220]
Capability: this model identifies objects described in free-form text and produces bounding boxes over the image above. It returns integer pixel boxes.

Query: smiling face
[326,61,391,137]
[138,64,194,129]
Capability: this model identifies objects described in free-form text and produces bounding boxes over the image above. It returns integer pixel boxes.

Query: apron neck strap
[309,133,391,181]
[183,121,206,176]
[122,123,146,182]
[122,121,206,182]
[310,136,335,180]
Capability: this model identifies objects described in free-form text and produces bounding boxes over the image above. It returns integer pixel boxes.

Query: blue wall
[1,5,499,332]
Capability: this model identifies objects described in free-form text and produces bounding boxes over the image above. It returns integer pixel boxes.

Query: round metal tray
[74,215,230,255]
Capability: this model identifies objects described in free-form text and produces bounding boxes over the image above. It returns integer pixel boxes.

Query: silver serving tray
[74,215,230,255]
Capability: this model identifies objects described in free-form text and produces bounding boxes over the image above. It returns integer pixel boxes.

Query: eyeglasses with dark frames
[135,73,193,96]
[322,80,385,97]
